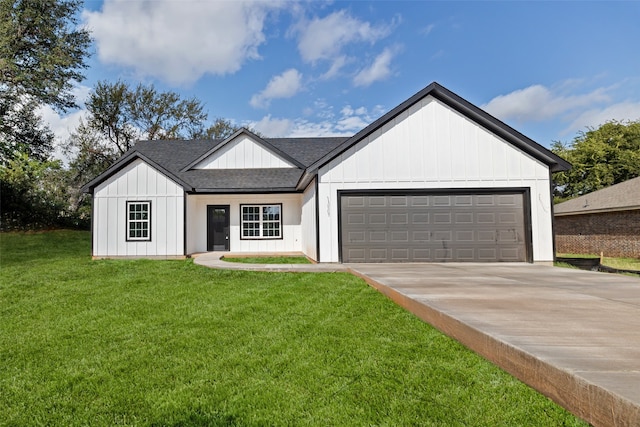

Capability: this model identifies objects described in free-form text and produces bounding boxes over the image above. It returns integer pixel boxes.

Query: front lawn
[0,231,587,426]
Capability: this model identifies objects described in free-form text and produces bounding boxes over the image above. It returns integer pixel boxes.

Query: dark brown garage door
[340,191,528,263]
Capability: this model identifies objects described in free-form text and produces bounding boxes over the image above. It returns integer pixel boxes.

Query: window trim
[240,203,283,240]
[126,201,152,242]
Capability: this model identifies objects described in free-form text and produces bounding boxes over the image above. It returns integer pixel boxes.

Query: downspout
[183,190,188,257]
[314,177,321,262]
[90,191,95,259]
[549,170,558,263]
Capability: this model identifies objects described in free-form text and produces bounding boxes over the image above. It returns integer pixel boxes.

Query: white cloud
[421,23,436,35]
[84,0,284,85]
[249,102,387,137]
[38,105,87,164]
[565,102,640,134]
[37,84,92,164]
[294,9,396,81]
[353,46,398,87]
[250,115,293,137]
[483,84,610,122]
[250,69,303,108]
[296,10,391,63]
[320,55,348,80]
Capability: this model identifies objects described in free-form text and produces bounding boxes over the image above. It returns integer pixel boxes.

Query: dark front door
[207,205,230,251]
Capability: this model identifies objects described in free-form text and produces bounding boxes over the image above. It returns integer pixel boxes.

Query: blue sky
[42,1,640,157]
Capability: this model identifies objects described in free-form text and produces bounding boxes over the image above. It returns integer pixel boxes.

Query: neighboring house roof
[83,81,571,195]
[554,176,640,216]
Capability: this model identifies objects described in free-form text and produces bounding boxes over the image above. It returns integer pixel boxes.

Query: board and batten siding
[194,135,294,169]
[93,159,184,258]
[186,193,303,254]
[301,178,318,261]
[317,95,555,263]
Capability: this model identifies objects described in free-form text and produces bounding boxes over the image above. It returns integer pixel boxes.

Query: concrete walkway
[193,253,640,426]
[193,252,348,272]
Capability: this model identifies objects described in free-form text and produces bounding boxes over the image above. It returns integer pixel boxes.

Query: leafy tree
[200,117,241,139]
[0,154,78,230]
[80,80,208,156]
[0,0,91,229]
[0,0,91,111]
[127,83,208,141]
[0,95,54,163]
[552,120,640,202]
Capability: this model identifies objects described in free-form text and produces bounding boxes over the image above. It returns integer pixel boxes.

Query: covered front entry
[339,190,530,263]
[207,205,230,251]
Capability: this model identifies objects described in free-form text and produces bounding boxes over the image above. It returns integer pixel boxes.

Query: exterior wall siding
[301,178,318,261]
[186,193,303,254]
[317,96,554,263]
[194,135,293,169]
[93,159,184,258]
[555,210,640,257]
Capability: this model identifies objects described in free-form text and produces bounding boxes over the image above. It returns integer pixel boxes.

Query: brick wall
[554,210,640,257]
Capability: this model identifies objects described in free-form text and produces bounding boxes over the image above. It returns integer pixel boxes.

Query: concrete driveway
[347,263,640,427]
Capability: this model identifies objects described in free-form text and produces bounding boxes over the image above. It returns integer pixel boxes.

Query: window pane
[128,202,150,240]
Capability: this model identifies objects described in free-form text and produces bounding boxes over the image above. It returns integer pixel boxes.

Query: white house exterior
[83,82,570,263]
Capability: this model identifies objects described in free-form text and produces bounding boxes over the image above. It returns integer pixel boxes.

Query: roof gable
[184,128,304,171]
[81,149,195,193]
[308,82,571,173]
[555,176,640,215]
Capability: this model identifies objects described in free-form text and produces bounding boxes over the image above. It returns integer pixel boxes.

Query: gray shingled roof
[82,136,347,193]
[179,168,304,192]
[554,176,640,215]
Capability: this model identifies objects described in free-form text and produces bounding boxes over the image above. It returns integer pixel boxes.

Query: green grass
[556,253,600,259]
[558,253,640,271]
[602,257,640,271]
[222,256,312,264]
[0,231,587,426]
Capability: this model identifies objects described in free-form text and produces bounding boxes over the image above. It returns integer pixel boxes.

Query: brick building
[554,176,640,258]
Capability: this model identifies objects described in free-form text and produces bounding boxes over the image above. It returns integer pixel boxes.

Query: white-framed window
[241,204,282,239]
[126,201,151,241]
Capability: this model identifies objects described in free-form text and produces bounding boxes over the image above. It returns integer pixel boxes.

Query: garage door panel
[390,196,408,206]
[369,231,387,242]
[456,248,475,260]
[346,197,365,208]
[413,248,431,260]
[412,213,430,224]
[413,230,430,242]
[411,196,430,207]
[368,197,386,207]
[455,230,475,242]
[346,230,365,243]
[390,231,409,242]
[391,213,408,224]
[341,192,527,263]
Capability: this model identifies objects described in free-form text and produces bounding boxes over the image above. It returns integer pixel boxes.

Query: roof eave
[189,187,301,194]
[555,205,640,216]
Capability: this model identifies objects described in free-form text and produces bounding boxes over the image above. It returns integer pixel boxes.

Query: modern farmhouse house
[83,82,570,263]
